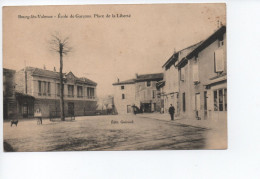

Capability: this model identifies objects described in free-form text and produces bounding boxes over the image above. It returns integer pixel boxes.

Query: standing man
[169,104,175,121]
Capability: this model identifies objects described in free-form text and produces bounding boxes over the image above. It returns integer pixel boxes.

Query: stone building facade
[159,25,227,121]
[15,67,97,118]
[113,73,163,114]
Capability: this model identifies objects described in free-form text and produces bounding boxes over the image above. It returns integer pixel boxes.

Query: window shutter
[192,95,195,110]
[214,48,224,72]
[193,63,199,82]
[207,91,212,110]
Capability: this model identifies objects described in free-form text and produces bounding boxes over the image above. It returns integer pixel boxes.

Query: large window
[77,86,83,98]
[214,88,227,111]
[47,82,51,96]
[43,81,47,96]
[122,94,125,99]
[38,81,50,96]
[214,48,224,73]
[68,85,74,97]
[87,87,95,99]
[38,81,42,96]
[147,81,151,87]
[121,86,124,90]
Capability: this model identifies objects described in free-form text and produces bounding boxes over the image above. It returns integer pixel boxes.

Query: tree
[49,33,72,121]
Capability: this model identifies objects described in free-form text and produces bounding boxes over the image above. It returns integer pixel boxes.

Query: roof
[112,79,136,85]
[135,73,163,82]
[162,42,202,69]
[78,77,97,86]
[186,25,226,60]
[113,73,164,85]
[15,92,35,100]
[23,67,97,86]
[3,68,16,73]
[176,25,226,68]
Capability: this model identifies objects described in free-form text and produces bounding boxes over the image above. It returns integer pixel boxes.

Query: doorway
[68,102,74,116]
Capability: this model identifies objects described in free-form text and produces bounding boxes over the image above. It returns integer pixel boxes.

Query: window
[214,88,227,111]
[47,82,51,96]
[224,89,227,111]
[218,35,224,47]
[38,81,42,96]
[87,87,95,99]
[182,93,186,112]
[193,62,199,82]
[219,89,223,111]
[121,86,124,90]
[43,81,47,96]
[57,84,60,96]
[147,81,151,87]
[77,86,83,98]
[152,90,156,99]
[68,85,74,97]
[195,93,200,111]
[180,68,185,81]
[122,94,125,99]
[214,48,224,73]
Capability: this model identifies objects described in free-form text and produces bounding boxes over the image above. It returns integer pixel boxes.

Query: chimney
[54,67,56,72]
[43,65,46,70]
[117,78,120,83]
[135,73,138,78]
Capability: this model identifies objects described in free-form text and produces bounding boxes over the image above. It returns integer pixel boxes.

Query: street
[4,114,211,151]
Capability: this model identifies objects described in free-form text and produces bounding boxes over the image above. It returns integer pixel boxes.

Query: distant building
[113,73,163,114]
[14,67,97,118]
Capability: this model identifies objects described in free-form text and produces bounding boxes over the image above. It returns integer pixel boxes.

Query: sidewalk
[138,112,227,130]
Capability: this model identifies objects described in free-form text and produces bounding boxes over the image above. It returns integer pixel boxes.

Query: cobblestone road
[3,115,210,151]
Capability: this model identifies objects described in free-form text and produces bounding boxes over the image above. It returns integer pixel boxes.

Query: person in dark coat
[169,104,175,121]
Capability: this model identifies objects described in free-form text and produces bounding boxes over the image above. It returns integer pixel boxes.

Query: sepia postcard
[3,4,227,152]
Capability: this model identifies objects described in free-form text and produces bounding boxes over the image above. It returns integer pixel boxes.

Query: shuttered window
[193,63,199,82]
[214,48,224,72]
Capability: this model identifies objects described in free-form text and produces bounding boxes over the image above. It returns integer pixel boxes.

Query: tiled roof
[112,79,136,85]
[113,73,164,85]
[78,77,97,86]
[31,67,61,79]
[23,67,97,85]
[136,73,163,82]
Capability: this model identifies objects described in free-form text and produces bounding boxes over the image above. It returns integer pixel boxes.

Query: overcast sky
[3,4,225,97]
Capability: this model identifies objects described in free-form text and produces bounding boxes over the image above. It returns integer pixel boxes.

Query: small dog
[10,119,19,127]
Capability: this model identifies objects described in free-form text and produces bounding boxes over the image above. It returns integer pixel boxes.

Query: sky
[3,4,226,97]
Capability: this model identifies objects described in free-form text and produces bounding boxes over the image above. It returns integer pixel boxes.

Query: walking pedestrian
[169,104,175,121]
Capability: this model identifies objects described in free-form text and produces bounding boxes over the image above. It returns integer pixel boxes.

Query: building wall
[14,69,97,118]
[136,81,161,112]
[113,83,136,114]
[163,64,179,114]
[34,99,97,118]
[3,69,17,119]
[179,32,226,120]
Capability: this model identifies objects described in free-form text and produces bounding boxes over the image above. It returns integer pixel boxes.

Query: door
[22,103,28,118]
[204,91,208,120]
[68,102,74,116]
[127,105,132,113]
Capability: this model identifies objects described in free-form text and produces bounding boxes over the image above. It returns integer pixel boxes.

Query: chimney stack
[54,67,56,72]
